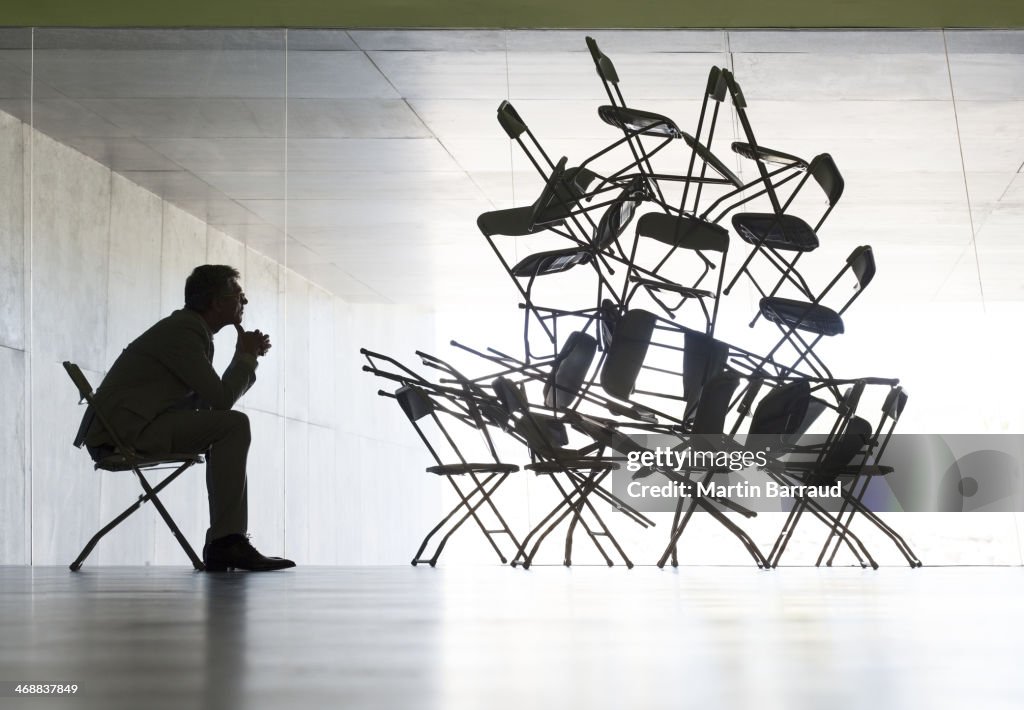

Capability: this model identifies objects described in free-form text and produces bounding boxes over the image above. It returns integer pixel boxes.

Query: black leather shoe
[203,534,296,572]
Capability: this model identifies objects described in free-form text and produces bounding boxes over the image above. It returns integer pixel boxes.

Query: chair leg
[522,476,604,568]
[667,496,685,567]
[563,471,631,568]
[519,470,633,569]
[413,473,513,566]
[70,497,145,571]
[70,461,200,571]
[824,491,921,568]
[657,497,697,568]
[134,469,205,571]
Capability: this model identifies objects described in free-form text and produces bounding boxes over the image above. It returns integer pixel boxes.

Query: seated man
[81,264,294,572]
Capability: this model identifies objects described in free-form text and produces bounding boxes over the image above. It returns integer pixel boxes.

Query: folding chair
[622,210,730,334]
[63,361,205,571]
[653,368,771,569]
[502,177,647,359]
[723,153,845,307]
[761,379,913,568]
[597,308,689,427]
[491,375,654,569]
[717,68,841,299]
[816,386,921,568]
[753,245,877,385]
[584,39,740,206]
[387,383,522,567]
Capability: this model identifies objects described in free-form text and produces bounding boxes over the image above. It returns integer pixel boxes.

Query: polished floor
[2,566,1023,710]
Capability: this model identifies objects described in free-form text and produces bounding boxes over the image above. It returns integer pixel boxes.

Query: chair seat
[732,213,819,252]
[731,142,807,168]
[477,205,537,237]
[476,166,599,237]
[630,277,714,300]
[526,459,621,473]
[681,133,743,188]
[95,453,204,472]
[597,105,681,138]
[759,297,845,336]
[427,463,519,476]
[511,247,591,278]
[637,212,729,252]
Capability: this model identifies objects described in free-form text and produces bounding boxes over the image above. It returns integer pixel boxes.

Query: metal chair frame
[63,361,205,572]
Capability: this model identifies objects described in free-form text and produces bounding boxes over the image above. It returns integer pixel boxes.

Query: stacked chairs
[456,323,663,567]
[362,350,524,566]
[362,39,916,569]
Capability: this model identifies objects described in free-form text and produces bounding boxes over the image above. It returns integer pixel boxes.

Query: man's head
[184,265,247,332]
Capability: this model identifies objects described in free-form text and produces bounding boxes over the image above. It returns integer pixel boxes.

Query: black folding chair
[761,379,914,568]
[387,383,522,567]
[584,39,740,207]
[817,386,921,568]
[724,153,845,309]
[653,368,770,568]
[754,245,877,387]
[491,373,654,569]
[64,361,205,572]
[502,178,646,359]
[622,210,730,334]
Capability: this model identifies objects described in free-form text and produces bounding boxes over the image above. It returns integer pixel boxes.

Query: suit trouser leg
[134,410,251,545]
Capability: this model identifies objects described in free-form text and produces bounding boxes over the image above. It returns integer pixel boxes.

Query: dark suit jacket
[82,309,258,450]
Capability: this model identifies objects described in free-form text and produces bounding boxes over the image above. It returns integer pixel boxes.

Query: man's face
[214,279,247,328]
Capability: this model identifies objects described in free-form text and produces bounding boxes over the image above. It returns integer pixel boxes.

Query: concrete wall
[0,109,439,566]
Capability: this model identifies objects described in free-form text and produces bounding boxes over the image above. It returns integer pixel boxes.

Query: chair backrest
[873,386,908,462]
[544,332,598,410]
[691,370,741,435]
[492,376,530,416]
[817,245,876,319]
[65,361,130,457]
[748,379,812,443]
[585,36,619,85]
[817,416,873,479]
[593,178,645,250]
[394,384,503,467]
[529,156,570,227]
[722,68,747,109]
[64,361,93,402]
[394,385,448,466]
[808,153,844,206]
[682,331,729,420]
[598,298,620,350]
[497,100,527,140]
[65,362,97,450]
[705,66,728,103]
[492,377,568,457]
[883,387,908,422]
[395,384,435,422]
[846,245,876,290]
[600,309,657,400]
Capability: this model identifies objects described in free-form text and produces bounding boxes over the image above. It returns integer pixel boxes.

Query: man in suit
[82,264,294,572]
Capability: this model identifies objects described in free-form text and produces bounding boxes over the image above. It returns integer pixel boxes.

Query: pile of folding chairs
[362,38,921,570]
